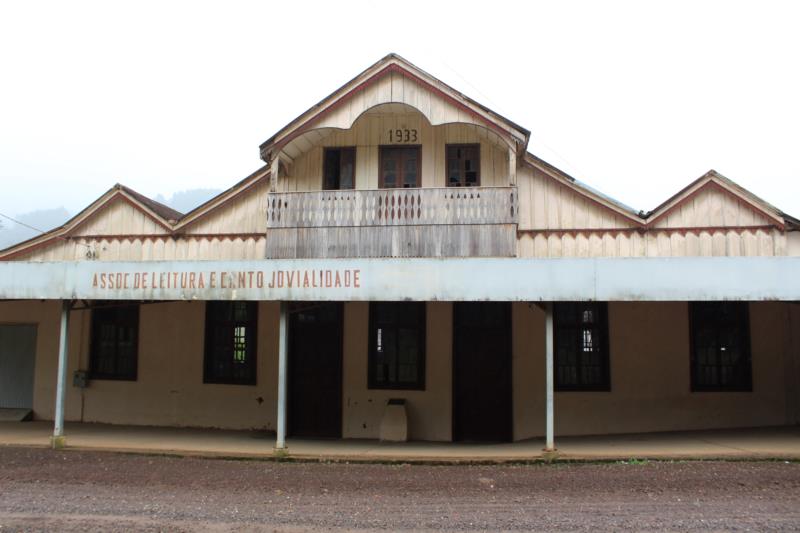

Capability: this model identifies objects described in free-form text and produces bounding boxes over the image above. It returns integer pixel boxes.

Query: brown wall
[2,299,797,440]
[514,301,798,438]
[0,301,279,430]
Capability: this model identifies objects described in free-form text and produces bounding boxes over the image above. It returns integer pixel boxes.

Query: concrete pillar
[275,301,288,450]
[544,301,555,451]
[51,300,70,449]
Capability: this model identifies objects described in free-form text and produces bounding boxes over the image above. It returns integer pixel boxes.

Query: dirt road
[0,446,798,531]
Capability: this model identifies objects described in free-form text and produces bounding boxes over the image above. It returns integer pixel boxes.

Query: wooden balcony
[265,186,518,258]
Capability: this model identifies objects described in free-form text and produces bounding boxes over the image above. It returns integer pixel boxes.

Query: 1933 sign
[388,128,418,142]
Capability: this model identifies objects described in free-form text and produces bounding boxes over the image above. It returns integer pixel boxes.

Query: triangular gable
[646,170,786,230]
[259,54,531,163]
[0,185,178,260]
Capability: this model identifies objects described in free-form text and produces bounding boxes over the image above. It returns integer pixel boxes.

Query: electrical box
[73,370,88,388]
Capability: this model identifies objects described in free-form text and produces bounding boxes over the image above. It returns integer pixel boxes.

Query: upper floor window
[447,144,480,187]
[380,146,420,188]
[323,147,355,190]
[90,302,139,381]
[554,302,610,391]
[690,302,752,392]
[204,301,258,385]
[369,302,426,389]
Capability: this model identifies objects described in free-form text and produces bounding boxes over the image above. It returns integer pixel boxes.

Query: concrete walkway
[1,421,799,462]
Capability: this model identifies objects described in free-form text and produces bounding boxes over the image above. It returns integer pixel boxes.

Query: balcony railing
[265,186,518,259]
[266,186,517,228]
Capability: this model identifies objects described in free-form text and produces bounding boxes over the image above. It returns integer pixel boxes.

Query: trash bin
[379,398,408,442]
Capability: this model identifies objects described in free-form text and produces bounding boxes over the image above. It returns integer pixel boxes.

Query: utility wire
[0,211,93,250]
[435,57,591,181]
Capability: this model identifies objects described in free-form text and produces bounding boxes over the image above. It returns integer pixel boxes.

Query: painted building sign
[1,257,799,302]
[91,268,361,291]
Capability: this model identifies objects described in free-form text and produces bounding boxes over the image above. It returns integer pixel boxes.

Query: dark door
[380,146,421,188]
[288,302,343,438]
[453,302,512,442]
[0,325,37,409]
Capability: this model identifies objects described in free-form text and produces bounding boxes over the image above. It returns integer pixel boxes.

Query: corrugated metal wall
[0,325,37,409]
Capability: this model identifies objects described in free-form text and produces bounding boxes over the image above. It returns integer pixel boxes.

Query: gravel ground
[0,447,799,532]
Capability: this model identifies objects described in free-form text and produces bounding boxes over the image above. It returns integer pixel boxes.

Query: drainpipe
[275,301,288,451]
[544,302,555,452]
[51,300,70,449]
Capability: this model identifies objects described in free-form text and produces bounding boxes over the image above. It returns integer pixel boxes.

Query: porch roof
[0,257,799,302]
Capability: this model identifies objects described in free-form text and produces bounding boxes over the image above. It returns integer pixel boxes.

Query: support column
[508,146,517,185]
[51,300,70,449]
[275,301,288,451]
[269,156,280,193]
[544,301,555,452]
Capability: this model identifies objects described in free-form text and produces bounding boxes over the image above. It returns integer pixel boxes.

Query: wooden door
[288,302,343,438]
[453,302,512,442]
[380,146,421,188]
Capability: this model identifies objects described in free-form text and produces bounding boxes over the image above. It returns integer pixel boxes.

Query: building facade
[1,55,799,448]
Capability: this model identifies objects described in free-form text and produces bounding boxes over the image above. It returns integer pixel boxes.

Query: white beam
[51,300,70,449]
[275,301,288,450]
[544,302,555,452]
[1,257,800,302]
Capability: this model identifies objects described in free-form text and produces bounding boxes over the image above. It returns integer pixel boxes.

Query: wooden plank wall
[13,236,267,262]
[265,225,516,259]
[281,114,510,192]
[516,167,787,258]
[183,180,269,235]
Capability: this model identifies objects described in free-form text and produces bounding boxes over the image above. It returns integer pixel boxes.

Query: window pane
[690,302,751,391]
[369,302,425,389]
[204,301,257,385]
[554,302,609,390]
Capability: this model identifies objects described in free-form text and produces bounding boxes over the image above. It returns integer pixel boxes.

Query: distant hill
[0,208,71,250]
[0,188,223,250]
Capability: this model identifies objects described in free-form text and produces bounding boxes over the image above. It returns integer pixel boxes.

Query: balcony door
[380,146,420,188]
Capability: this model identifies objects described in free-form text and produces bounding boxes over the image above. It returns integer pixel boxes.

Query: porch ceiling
[1,257,799,302]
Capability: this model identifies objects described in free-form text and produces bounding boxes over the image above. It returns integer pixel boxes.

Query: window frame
[203,301,259,386]
[553,302,611,392]
[322,146,356,190]
[89,302,140,381]
[445,143,481,187]
[368,301,426,390]
[378,145,422,189]
[689,301,752,392]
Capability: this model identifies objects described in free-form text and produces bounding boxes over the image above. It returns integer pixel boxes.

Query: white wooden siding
[649,185,773,229]
[74,198,169,236]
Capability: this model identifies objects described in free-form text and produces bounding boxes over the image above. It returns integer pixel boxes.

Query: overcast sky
[1,0,798,222]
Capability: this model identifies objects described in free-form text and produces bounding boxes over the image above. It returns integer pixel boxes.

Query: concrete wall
[3,299,797,440]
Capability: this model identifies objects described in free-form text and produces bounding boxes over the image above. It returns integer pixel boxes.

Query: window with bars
[446,144,480,187]
[204,301,258,385]
[554,302,610,391]
[89,302,139,380]
[690,301,752,392]
[368,302,425,390]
